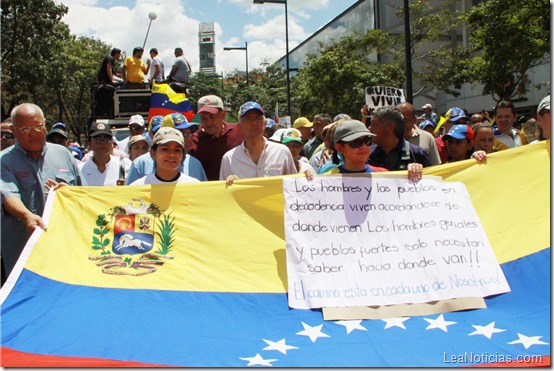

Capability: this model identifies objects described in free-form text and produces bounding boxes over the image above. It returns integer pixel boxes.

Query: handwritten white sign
[283,175,510,310]
[365,86,406,108]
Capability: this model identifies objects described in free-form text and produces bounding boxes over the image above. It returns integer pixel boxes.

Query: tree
[1,0,70,118]
[423,0,550,101]
[291,31,405,119]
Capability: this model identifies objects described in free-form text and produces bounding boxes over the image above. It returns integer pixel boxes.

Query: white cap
[129,115,145,126]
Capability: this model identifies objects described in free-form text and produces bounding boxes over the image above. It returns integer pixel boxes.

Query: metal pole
[142,19,153,49]
[245,41,249,92]
[284,0,291,117]
[404,0,413,103]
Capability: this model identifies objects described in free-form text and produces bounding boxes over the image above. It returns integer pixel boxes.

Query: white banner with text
[283,175,510,309]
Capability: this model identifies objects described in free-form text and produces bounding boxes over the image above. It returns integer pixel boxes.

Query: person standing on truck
[147,48,164,88]
[122,47,148,89]
[166,47,191,93]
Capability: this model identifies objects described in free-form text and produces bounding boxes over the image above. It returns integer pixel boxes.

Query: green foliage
[1,0,116,142]
[155,213,177,255]
[292,30,404,118]
[424,0,550,101]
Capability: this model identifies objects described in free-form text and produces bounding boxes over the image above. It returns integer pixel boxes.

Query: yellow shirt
[124,56,147,83]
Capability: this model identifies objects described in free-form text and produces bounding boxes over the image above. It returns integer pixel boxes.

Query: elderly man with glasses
[0,103,84,285]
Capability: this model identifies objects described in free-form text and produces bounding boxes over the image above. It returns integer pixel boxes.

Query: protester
[536,95,550,140]
[167,47,192,93]
[130,127,200,185]
[368,106,431,172]
[147,48,164,88]
[397,102,441,166]
[188,95,244,181]
[97,47,122,86]
[419,120,436,136]
[470,112,484,127]
[325,120,386,174]
[443,124,487,163]
[1,103,84,283]
[435,107,468,164]
[144,115,163,142]
[280,128,315,174]
[48,122,84,160]
[122,47,147,89]
[117,115,146,153]
[493,100,524,148]
[325,119,423,180]
[303,114,332,158]
[292,117,313,145]
[78,122,131,186]
[264,118,277,139]
[220,101,296,186]
[421,103,439,125]
[472,124,496,154]
[310,123,336,171]
[1,118,16,150]
[125,112,206,184]
[128,135,150,161]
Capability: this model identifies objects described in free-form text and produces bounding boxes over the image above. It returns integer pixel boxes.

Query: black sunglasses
[1,131,14,139]
[343,136,372,149]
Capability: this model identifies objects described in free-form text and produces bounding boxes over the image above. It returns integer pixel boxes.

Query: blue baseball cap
[445,107,468,122]
[443,124,474,142]
[419,120,435,130]
[265,118,276,129]
[239,101,264,117]
[52,122,67,131]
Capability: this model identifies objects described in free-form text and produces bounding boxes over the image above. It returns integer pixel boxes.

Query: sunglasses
[92,135,113,143]
[1,131,14,139]
[343,136,372,149]
[18,123,45,135]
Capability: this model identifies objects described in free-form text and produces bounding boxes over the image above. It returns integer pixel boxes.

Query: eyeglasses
[129,125,143,131]
[92,135,113,143]
[1,131,14,139]
[343,136,372,149]
[18,123,45,135]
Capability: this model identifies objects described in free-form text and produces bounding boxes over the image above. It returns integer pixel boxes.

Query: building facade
[279,0,550,117]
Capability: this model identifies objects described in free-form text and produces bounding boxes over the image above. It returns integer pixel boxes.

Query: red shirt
[188,121,244,181]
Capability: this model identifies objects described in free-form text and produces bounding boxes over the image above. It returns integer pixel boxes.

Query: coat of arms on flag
[88,199,175,276]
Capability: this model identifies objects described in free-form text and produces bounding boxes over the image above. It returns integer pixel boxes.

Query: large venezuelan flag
[148,83,195,123]
[1,142,550,367]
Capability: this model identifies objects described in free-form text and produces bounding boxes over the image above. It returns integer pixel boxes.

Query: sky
[58,0,358,75]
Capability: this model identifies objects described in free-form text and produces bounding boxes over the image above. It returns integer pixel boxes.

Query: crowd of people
[0,91,550,285]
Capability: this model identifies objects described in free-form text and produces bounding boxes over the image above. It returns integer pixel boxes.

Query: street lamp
[253,0,290,117]
[223,41,249,92]
[142,12,157,49]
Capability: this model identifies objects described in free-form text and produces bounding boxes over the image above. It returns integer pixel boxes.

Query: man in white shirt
[79,122,131,186]
[220,101,297,185]
[493,100,523,148]
[147,48,164,88]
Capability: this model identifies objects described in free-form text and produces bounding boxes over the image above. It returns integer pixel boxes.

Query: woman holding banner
[325,119,423,181]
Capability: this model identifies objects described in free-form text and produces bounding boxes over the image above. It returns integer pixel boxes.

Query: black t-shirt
[97,55,115,83]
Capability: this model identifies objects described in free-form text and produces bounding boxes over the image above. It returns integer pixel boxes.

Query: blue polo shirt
[1,142,84,277]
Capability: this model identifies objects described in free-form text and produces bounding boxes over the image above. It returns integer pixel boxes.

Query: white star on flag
[296,322,330,343]
[382,317,411,330]
[262,339,298,354]
[508,333,549,349]
[424,314,457,332]
[469,321,506,339]
[239,353,278,366]
[335,320,367,334]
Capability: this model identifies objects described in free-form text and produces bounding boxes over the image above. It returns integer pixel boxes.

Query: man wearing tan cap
[189,95,244,180]
[292,117,313,145]
[422,103,438,125]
